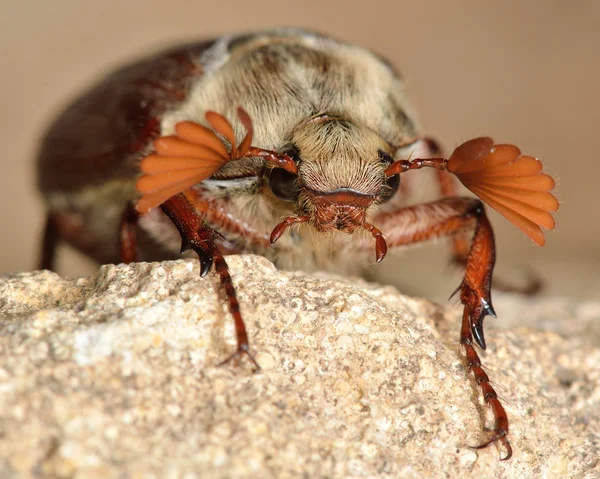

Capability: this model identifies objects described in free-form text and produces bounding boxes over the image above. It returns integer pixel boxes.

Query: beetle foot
[218,343,261,371]
[471,429,513,461]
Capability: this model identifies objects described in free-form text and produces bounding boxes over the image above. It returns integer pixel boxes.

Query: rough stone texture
[0,255,598,478]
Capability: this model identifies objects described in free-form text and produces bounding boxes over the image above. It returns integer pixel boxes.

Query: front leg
[160,193,259,369]
[421,137,472,263]
[373,197,511,460]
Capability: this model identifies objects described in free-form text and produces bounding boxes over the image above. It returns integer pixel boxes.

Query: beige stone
[0,256,598,478]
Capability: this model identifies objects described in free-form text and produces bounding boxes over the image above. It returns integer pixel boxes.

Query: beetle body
[38,29,423,274]
[37,28,559,461]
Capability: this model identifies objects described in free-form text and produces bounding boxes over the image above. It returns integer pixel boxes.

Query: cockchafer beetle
[37,29,558,460]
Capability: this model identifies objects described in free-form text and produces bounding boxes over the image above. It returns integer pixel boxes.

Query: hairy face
[267,116,400,232]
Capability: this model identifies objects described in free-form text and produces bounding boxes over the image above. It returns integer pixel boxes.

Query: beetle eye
[269,168,299,202]
[378,150,400,203]
[268,144,301,202]
[378,149,394,165]
[281,144,302,163]
[379,174,400,203]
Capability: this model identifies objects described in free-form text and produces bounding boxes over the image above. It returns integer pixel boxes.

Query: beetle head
[268,115,399,233]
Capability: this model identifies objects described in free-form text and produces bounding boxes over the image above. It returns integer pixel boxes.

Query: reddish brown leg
[422,137,471,262]
[39,213,59,271]
[393,144,542,296]
[119,202,140,264]
[373,197,512,460]
[161,193,259,369]
[435,151,542,295]
[184,189,272,250]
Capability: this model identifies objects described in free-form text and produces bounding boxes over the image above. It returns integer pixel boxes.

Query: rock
[0,256,598,478]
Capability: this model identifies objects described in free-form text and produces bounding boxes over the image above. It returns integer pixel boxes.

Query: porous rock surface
[0,255,598,478]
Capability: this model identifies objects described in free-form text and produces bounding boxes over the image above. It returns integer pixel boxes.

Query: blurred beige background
[2,1,599,300]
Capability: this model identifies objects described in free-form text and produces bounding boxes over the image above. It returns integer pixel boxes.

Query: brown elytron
[135,109,558,460]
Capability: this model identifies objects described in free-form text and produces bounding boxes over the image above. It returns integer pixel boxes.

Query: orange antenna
[447,138,558,246]
[136,108,254,213]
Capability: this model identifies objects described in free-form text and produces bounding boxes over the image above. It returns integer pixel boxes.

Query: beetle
[37,28,558,460]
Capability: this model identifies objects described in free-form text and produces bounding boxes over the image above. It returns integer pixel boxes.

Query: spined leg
[390,145,542,295]
[373,197,511,459]
[433,148,541,295]
[436,156,542,295]
[184,189,272,251]
[160,193,259,369]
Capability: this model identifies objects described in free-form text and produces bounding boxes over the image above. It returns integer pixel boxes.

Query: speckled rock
[0,256,598,478]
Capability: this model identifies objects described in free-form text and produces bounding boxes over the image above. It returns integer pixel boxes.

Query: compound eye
[269,168,300,202]
[268,143,301,202]
[378,150,400,203]
[380,174,400,203]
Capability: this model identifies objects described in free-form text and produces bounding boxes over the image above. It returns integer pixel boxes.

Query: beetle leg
[436,158,542,295]
[419,137,542,296]
[118,201,140,264]
[373,197,512,460]
[160,193,259,370]
[420,137,472,263]
[184,189,272,251]
[39,213,60,271]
